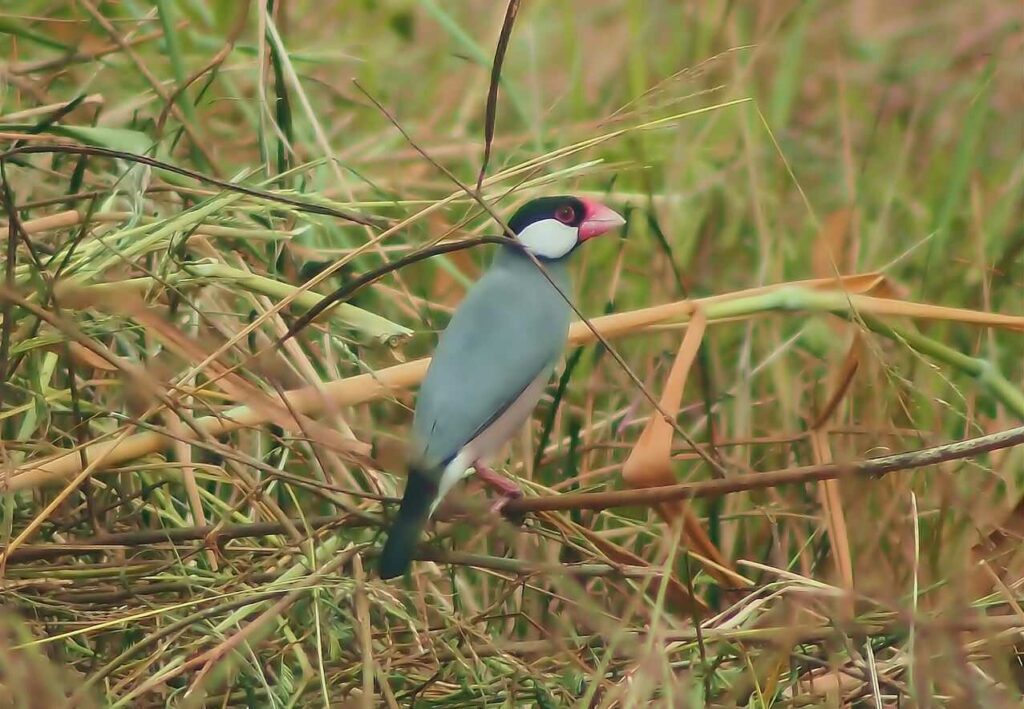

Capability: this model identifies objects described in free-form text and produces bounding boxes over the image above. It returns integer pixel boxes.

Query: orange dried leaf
[810,430,855,620]
[620,309,743,587]
[841,295,1024,331]
[812,207,855,279]
[622,308,707,489]
[972,493,1024,596]
[809,332,863,430]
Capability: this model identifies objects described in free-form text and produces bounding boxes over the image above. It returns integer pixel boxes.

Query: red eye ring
[554,205,575,224]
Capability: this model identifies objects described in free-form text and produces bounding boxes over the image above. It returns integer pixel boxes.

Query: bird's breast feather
[410,266,571,470]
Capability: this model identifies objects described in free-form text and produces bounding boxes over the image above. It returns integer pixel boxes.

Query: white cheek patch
[515,218,579,260]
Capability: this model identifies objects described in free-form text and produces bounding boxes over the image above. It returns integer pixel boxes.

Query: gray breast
[410,246,573,475]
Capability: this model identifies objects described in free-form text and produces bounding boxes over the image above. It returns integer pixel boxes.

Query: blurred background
[1,1,1022,706]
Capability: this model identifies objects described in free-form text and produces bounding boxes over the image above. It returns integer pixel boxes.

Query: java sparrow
[378,196,625,579]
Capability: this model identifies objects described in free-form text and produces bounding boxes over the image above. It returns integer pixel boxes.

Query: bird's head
[506,196,625,260]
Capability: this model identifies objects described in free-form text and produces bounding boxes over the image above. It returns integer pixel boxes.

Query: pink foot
[488,491,523,515]
[474,462,524,516]
[473,462,522,497]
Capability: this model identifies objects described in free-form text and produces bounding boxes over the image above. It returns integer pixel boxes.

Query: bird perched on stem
[379,195,625,579]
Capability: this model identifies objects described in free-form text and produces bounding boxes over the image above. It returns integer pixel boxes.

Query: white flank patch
[431,450,474,517]
[428,372,550,517]
[515,218,578,259]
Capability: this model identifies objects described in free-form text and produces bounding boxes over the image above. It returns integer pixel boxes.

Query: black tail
[378,468,438,579]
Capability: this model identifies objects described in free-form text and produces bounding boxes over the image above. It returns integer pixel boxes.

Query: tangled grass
[1,1,1022,706]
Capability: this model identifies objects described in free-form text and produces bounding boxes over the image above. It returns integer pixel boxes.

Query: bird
[378,195,625,579]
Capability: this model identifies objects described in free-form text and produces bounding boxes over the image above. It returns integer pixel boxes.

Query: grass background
[1,0,1022,706]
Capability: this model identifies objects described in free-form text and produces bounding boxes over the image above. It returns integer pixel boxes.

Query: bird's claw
[488,488,523,514]
[475,462,526,525]
[489,489,526,526]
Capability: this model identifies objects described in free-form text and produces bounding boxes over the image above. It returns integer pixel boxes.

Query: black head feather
[506,196,586,234]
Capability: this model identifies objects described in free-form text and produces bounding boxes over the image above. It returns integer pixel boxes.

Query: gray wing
[410,263,571,473]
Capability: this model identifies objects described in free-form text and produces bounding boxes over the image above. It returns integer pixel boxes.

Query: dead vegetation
[1,1,1023,706]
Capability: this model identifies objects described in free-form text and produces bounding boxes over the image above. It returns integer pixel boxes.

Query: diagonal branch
[504,424,1024,513]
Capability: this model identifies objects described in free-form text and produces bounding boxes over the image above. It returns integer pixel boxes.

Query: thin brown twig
[503,423,1024,513]
[476,0,522,192]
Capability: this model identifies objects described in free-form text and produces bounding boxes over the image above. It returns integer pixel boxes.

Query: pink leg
[473,461,523,514]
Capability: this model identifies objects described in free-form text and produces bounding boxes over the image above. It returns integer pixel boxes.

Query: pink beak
[578,198,626,241]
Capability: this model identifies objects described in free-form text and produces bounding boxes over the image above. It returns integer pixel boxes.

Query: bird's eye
[554,205,575,224]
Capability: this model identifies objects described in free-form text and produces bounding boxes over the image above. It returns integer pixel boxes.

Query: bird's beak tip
[579,199,625,241]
